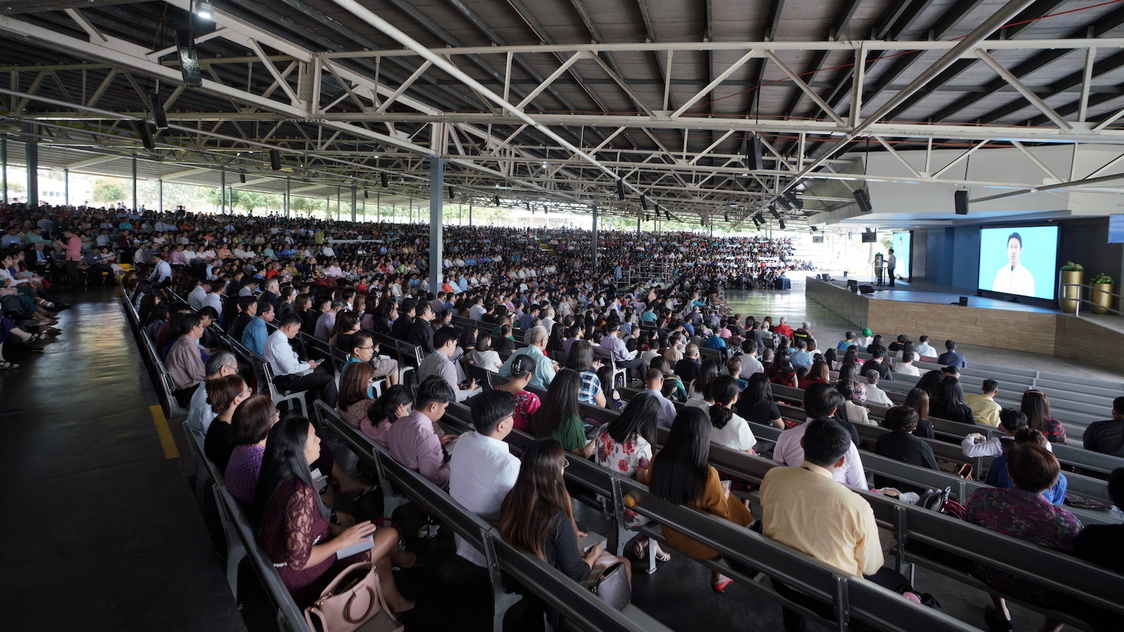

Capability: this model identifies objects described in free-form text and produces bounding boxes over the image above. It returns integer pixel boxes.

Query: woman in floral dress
[594,392,671,562]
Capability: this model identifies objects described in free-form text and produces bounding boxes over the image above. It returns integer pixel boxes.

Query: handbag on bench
[304,561,404,632]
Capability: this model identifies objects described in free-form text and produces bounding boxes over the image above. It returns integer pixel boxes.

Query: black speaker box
[859,284,874,294]
[269,149,281,170]
[954,189,969,215]
[959,296,968,306]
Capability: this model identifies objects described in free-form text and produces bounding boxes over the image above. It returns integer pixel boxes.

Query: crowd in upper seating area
[9,199,1121,631]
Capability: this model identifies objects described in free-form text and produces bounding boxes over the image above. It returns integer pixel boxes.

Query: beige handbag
[303,561,404,632]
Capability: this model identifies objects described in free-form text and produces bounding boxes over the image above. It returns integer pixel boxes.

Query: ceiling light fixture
[194,1,214,20]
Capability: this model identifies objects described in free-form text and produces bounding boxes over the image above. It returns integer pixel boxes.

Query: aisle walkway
[0,290,245,631]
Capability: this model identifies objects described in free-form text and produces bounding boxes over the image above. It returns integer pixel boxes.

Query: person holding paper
[253,416,417,612]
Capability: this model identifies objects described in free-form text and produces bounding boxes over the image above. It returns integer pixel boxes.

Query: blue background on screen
[1110,215,1124,244]
[977,225,1058,299]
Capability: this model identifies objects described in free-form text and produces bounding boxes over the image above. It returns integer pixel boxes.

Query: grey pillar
[409,197,414,224]
[64,168,70,206]
[429,157,445,292]
[131,155,138,210]
[25,138,38,208]
[1,136,6,204]
[220,169,226,213]
[350,186,357,222]
[325,197,330,217]
[336,186,342,220]
[637,215,642,235]
[285,177,291,217]
[468,199,473,227]
[391,204,396,223]
[591,205,599,267]
[158,179,163,213]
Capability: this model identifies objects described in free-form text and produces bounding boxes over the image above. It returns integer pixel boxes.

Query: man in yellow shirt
[965,379,1002,427]
[760,418,889,631]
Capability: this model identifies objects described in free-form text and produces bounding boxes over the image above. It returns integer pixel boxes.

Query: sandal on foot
[0,361,20,370]
[654,548,671,562]
[629,541,648,560]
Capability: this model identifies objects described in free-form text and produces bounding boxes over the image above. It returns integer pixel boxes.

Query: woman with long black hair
[253,416,416,612]
[530,368,593,457]
[649,407,753,593]
[500,439,631,627]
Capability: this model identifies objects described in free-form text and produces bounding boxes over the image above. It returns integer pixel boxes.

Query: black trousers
[275,366,338,409]
[773,567,911,632]
[66,260,80,287]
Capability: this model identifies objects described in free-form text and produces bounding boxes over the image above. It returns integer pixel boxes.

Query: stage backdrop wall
[919,219,1123,296]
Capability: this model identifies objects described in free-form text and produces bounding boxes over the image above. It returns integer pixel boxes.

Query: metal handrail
[1058,281,1122,317]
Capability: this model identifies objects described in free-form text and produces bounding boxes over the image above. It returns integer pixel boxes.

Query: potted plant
[1059,261,1084,313]
[1090,272,1116,315]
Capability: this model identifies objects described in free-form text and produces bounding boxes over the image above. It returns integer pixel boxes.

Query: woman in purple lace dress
[253,416,417,612]
[965,443,1081,632]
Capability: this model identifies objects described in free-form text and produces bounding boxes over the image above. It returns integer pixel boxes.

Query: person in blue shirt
[703,330,727,351]
[985,427,1068,505]
[789,338,813,368]
[241,299,275,357]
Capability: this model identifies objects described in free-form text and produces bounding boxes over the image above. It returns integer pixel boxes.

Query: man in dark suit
[1084,397,1124,457]
[408,303,435,354]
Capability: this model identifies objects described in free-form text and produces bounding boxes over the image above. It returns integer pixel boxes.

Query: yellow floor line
[150,404,180,460]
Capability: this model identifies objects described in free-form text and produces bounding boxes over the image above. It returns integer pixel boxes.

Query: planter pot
[1091,282,1115,315]
[1060,270,1083,313]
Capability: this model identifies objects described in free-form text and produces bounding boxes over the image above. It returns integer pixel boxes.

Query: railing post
[834,576,850,632]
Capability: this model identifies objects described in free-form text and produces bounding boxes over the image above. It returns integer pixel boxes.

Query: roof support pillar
[131,155,138,211]
[25,130,39,208]
[429,156,445,293]
[591,204,599,268]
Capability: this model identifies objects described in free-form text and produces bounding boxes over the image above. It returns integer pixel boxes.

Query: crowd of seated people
[21,193,1120,631]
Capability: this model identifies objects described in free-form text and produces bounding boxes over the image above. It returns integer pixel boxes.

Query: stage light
[776,196,793,211]
[786,192,803,210]
[194,1,214,19]
[779,219,787,230]
[769,208,781,220]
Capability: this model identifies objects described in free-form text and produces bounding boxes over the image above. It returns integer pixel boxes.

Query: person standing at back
[886,248,897,287]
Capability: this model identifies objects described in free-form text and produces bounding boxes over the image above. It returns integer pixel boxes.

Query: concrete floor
[0,289,246,632]
[4,287,1113,632]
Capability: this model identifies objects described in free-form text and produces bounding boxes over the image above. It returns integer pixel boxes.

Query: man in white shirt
[187,279,209,310]
[642,369,678,428]
[738,340,764,379]
[860,369,894,407]
[914,335,937,359]
[991,232,1035,296]
[773,384,867,489]
[449,390,520,567]
[468,296,486,320]
[264,313,337,407]
[894,351,920,376]
[418,327,479,402]
[148,253,172,286]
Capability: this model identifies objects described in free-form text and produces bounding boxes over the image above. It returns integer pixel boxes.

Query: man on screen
[991,232,1035,296]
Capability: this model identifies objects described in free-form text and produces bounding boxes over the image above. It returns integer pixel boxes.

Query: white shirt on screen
[992,264,1035,296]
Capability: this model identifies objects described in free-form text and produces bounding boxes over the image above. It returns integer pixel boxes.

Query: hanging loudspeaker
[616,179,625,200]
[380,172,389,188]
[749,136,764,172]
[853,188,873,213]
[149,92,168,129]
[175,29,202,87]
[269,149,281,170]
[135,121,155,151]
[954,189,969,215]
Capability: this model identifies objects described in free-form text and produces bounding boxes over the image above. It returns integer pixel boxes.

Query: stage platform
[805,277,1124,373]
